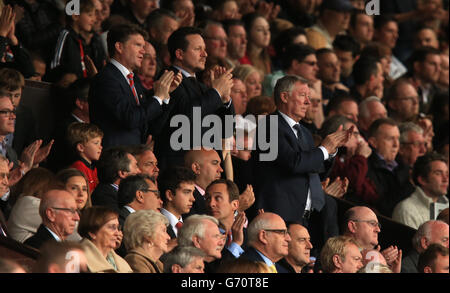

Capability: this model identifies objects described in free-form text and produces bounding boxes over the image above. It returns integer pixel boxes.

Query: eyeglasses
[264,229,289,236]
[351,220,381,229]
[51,207,79,215]
[105,223,121,232]
[142,189,161,198]
[0,109,16,117]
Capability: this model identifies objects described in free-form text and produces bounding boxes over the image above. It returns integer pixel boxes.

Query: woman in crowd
[78,206,132,273]
[56,168,91,241]
[7,168,57,242]
[136,41,158,91]
[241,13,272,75]
[232,64,263,99]
[123,210,171,273]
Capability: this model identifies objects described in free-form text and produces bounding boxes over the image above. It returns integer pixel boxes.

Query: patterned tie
[269,264,278,273]
[127,73,140,105]
[175,221,183,230]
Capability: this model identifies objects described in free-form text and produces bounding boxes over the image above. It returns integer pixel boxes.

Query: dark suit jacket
[23,224,56,250]
[251,112,328,223]
[239,246,289,273]
[12,104,37,157]
[153,67,235,170]
[167,224,176,239]
[91,183,119,211]
[118,206,131,228]
[89,62,163,148]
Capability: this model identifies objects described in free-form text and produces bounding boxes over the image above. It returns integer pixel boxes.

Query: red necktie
[226,230,232,247]
[175,221,183,230]
[127,73,140,105]
[78,39,87,78]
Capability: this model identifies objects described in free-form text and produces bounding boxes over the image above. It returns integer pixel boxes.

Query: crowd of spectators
[0,0,448,274]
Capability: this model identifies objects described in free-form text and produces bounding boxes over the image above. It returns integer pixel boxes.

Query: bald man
[24,189,80,250]
[278,223,313,273]
[342,206,401,268]
[184,149,223,216]
[239,212,291,273]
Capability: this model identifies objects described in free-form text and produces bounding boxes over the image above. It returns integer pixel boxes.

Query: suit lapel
[108,63,141,106]
[275,112,304,152]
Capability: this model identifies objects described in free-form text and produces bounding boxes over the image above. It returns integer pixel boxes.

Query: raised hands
[257,1,281,22]
[322,177,349,199]
[238,184,255,212]
[320,124,354,155]
[0,5,18,46]
[20,139,42,173]
[209,66,234,103]
[231,211,246,246]
[355,137,372,158]
[154,70,176,101]
[170,70,183,93]
[34,139,54,165]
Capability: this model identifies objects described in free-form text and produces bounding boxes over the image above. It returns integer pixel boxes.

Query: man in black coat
[239,212,291,273]
[153,26,234,171]
[91,147,141,211]
[251,75,351,226]
[89,23,180,149]
[24,189,80,250]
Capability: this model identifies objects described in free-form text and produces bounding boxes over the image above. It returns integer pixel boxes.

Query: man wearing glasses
[24,189,80,250]
[117,174,162,227]
[343,206,401,270]
[239,212,291,273]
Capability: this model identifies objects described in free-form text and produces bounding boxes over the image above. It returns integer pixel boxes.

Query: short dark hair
[368,118,398,138]
[316,48,335,59]
[66,0,95,25]
[326,91,358,115]
[412,152,447,186]
[158,166,196,203]
[223,19,245,35]
[146,8,178,32]
[107,24,148,58]
[118,174,155,207]
[273,26,307,57]
[333,35,361,58]
[374,14,396,31]
[66,78,91,112]
[206,179,240,202]
[408,46,441,73]
[282,44,316,70]
[386,78,413,104]
[352,55,380,86]
[319,115,354,139]
[97,147,131,184]
[350,9,368,29]
[417,243,449,273]
[167,26,203,62]
[78,206,119,239]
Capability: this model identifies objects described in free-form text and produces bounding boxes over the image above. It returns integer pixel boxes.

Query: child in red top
[67,122,103,193]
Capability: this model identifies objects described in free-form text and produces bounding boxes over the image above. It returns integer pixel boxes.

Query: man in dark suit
[251,75,352,226]
[239,212,291,273]
[117,174,162,227]
[159,166,196,239]
[91,147,141,211]
[154,26,234,170]
[89,23,180,149]
[24,189,80,250]
[183,148,224,217]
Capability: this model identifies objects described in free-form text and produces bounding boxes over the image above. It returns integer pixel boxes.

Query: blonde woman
[123,210,171,273]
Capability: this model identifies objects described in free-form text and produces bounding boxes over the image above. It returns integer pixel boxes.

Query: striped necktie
[127,73,140,105]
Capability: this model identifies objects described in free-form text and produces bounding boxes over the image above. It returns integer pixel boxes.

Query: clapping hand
[210,66,234,103]
[170,71,183,93]
[238,184,255,212]
[231,211,246,246]
[154,70,175,101]
[322,177,349,199]
[320,125,354,155]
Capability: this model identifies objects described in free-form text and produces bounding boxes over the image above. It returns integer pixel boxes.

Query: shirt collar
[375,152,398,172]
[71,113,85,123]
[278,110,300,137]
[79,156,95,170]
[110,58,133,81]
[124,205,136,214]
[161,208,182,228]
[195,184,205,196]
[415,186,449,206]
[255,249,274,267]
[173,65,195,78]
[45,226,62,242]
[111,184,119,191]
